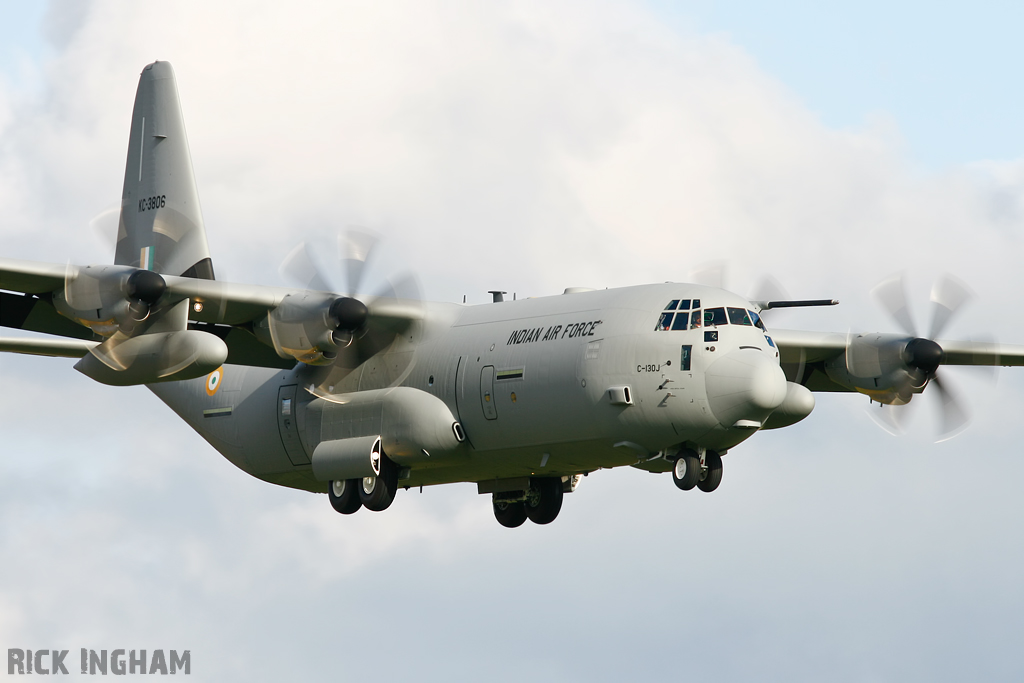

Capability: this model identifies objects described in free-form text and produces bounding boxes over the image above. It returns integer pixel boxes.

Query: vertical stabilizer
[115,61,215,280]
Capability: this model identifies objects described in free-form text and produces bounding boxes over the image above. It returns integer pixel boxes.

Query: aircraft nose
[705,348,788,428]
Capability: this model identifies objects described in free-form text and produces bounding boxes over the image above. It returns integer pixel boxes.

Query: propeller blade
[867,401,914,436]
[749,274,789,304]
[928,274,973,340]
[871,274,917,337]
[279,243,333,293]
[88,205,121,252]
[931,373,970,442]
[340,230,378,298]
[87,331,133,371]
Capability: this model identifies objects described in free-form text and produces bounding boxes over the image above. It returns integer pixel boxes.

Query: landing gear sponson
[672,448,723,493]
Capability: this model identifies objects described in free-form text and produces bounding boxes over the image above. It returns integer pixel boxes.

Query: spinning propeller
[62,264,169,371]
[867,273,973,441]
[270,230,422,398]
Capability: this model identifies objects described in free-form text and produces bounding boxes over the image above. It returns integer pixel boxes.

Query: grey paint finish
[115,61,212,279]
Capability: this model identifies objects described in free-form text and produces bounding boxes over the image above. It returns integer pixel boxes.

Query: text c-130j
[1,62,1022,528]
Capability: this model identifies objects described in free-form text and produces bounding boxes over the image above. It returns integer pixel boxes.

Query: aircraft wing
[771,328,1024,393]
[0,258,417,368]
[0,336,96,358]
[0,257,68,294]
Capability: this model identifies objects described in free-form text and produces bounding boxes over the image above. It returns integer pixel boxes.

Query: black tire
[328,479,362,514]
[493,499,528,528]
[525,477,563,525]
[697,451,723,493]
[672,451,701,491]
[359,456,398,512]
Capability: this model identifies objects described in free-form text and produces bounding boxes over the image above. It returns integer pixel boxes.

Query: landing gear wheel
[672,451,701,491]
[328,479,362,514]
[493,499,528,528]
[697,451,723,493]
[525,477,563,525]
[359,456,398,512]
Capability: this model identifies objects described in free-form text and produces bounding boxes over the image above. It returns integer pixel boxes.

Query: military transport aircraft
[1,62,1021,528]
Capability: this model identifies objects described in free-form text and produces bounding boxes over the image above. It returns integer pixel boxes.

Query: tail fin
[115,61,215,280]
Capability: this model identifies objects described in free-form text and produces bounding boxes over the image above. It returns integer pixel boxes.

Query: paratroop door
[480,365,498,420]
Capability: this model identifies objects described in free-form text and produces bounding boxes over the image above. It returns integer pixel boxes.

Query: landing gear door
[480,365,498,420]
[277,384,310,466]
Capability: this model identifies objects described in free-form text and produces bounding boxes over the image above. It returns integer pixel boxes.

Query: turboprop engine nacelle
[53,265,169,336]
[309,387,465,482]
[255,293,368,366]
[823,333,934,404]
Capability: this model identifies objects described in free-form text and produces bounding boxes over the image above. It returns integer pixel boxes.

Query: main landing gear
[672,448,723,493]
[327,453,399,514]
[492,477,567,528]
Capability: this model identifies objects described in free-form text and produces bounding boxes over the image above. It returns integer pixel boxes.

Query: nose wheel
[673,449,723,493]
[697,451,723,492]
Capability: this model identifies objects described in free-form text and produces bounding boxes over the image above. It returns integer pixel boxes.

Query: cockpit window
[671,312,689,330]
[664,300,680,311]
[677,299,691,310]
[692,299,700,309]
[749,310,766,331]
[703,307,728,327]
[655,312,673,331]
[727,307,753,326]
[690,310,701,328]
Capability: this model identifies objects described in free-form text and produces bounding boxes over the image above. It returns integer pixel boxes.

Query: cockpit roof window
[677,299,691,310]
[664,300,679,311]
[703,307,728,327]
[728,307,753,326]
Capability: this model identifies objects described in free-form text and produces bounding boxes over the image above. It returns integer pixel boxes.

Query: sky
[1,1,1024,681]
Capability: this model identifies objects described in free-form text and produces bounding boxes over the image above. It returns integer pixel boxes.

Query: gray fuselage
[149,283,786,493]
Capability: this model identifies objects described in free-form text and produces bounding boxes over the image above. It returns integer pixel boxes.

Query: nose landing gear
[672,448,723,493]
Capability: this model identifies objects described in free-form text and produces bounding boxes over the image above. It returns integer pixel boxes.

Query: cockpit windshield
[655,300,767,332]
[749,310,766,331]
[727,307,752,326]
[703,307,728,327]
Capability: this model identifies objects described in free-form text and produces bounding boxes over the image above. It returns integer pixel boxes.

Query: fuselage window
[749,310,766,331]
[727,307,753,326]
[664,300,680,311]
[655,312,673,331]
[703,307,728,327]
[671,312,689,330]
